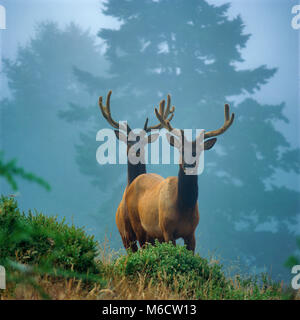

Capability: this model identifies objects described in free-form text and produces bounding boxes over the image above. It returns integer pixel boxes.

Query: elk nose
[183,162,196,169]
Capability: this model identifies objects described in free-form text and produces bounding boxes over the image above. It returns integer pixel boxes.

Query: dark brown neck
[177,165,198,210]
[127,159,146,185]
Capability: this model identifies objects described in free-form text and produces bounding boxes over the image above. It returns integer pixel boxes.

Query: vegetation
[0,196,102,299]
[285,238,300,268]
[0,196,290,300]
[0,196,98,273]
[1,21,106,229]
[0,151,51,191]
[113,241,283,300]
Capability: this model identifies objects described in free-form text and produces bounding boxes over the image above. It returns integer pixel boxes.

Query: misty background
[0,0,299,283]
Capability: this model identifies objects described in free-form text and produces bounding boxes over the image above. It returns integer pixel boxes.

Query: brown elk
[124,95,234,252]
[98,91,175,251]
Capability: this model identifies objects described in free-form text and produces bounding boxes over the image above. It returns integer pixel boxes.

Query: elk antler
[155,99,234,139]
[99,91,176,134]
[144,94,175,133]
[203,104,234,139]
[151,95,177,132]
[98,90,131,132]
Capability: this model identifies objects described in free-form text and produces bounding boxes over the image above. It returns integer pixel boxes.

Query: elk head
[155,98,234,175]
[98,90,175,159]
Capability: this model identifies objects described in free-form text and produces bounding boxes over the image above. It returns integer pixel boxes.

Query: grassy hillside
[0,196,294,300]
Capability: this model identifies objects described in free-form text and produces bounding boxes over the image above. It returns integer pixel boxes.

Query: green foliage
[0,196,98,274]
[228,273,283,300]
[115,241,225,284]
[0,151,51,191]
[284,237,300,268]
[0,198,283,299]
[113,241,282,299]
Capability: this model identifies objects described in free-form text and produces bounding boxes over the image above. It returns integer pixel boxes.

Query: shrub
[0,196,99,274]
[114,241,229,298]
[113,241,283,299]
[0,197,283,300]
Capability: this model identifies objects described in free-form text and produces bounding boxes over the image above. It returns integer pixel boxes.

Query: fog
[0,0,299,282]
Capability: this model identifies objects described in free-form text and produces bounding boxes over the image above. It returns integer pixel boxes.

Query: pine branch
[0,151,51,191]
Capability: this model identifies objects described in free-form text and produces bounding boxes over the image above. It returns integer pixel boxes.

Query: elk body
[98,91,175,251]
[124,96,235,252]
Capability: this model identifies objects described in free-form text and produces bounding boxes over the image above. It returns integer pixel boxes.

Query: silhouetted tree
[1,22,108,228]
[61,0,299,280]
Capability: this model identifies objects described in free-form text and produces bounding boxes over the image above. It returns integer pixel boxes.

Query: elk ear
[147,133,160,144]
[204,138,217,150]
[166,132,181,149]
[114,130,127,143]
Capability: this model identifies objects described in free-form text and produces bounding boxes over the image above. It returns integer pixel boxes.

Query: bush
[0,196,283,300]
[113,241,283,299]
[0,196,99,274]
[114,241,228,298]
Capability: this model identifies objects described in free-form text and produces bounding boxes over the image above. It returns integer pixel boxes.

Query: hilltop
[0,196,290,300]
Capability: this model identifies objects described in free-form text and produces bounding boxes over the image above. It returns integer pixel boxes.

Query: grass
[0,196,297,300]
[0,196,99,274]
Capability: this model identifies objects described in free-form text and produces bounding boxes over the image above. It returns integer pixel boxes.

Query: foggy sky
[1,0,299,190]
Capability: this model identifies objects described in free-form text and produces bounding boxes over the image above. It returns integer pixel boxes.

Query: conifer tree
[61,0,299,279]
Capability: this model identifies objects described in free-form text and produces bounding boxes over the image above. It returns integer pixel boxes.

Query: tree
[61,0,299,281]
[0,151,50,191]
[285,238,300,268]
[0,22,109,228]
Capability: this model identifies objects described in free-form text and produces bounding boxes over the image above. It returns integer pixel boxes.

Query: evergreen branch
[0,151,51,191]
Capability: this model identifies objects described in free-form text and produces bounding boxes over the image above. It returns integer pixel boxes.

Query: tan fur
[115,186,138,251]
[124,173,199,252]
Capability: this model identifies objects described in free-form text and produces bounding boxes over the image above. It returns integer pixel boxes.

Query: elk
[98,90,175,251]
[124,95,234,252]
